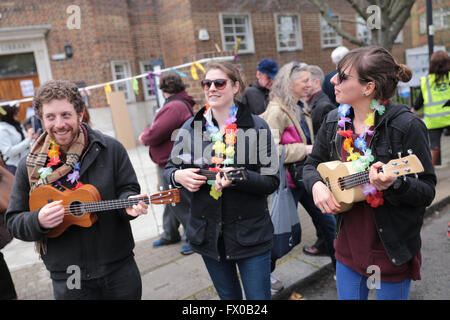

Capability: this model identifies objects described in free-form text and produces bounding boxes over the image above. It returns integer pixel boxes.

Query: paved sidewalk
[3,133,450,300]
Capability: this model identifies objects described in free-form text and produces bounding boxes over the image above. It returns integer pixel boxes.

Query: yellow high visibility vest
[420,73,450,129]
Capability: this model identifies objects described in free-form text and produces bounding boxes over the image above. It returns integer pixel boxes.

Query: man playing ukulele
[5,80,148,299]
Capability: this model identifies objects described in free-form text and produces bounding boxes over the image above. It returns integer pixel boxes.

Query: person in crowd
[165,61,279,300]
[302,65,337,257]
[241,58,278,115]
[0,103,37,175]
[303,46,436,300]
[261,62,337,294]
[6,80,148,300]
[412,50,450,167]
[139,71,196,255]
[322,46,349,106]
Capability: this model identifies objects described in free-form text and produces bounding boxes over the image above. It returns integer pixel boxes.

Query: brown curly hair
[33,80,85,118]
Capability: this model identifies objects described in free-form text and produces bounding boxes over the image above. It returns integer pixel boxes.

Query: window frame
[110,60,135,103]
[219,13,255,54]
[320,14,342,48]
[139,61,156,101]
[274,13,303,52]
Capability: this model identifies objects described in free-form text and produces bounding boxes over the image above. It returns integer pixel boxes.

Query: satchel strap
[278,146,288,190]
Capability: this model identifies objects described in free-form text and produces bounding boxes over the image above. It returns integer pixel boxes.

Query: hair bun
[396,64,412,82]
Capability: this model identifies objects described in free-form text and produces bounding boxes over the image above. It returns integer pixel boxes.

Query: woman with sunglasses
[303,46,436,300]
[164,61,279,300]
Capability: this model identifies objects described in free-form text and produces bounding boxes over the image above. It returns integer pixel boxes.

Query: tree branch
[388,1,415,44]
[309,0,367,47]
[346,0,369,20]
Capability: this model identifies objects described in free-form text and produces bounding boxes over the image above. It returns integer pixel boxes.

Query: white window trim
[274,13,303,52]
[139,61,156,101]
[110,60,135,103]
[219,13,255,54]
[320,14,342,48]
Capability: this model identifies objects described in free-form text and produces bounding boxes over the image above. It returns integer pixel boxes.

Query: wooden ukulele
[317,152,424,213]
[29,183,180,238]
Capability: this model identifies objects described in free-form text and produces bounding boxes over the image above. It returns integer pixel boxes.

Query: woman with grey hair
[261,62,337,295]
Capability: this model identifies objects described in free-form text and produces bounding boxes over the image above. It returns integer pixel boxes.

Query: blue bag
[270,146,301,260]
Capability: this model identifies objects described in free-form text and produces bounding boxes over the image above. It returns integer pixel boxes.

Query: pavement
[2,129,450,300]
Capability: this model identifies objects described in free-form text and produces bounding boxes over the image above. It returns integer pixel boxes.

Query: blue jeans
[290,186,336,267]
[202,240,271,300]
[336,261,411,300]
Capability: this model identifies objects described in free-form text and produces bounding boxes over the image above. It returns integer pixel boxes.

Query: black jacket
[308,91,337,135]
[5,124,140,279]
[240,81,270,115]
[164,102,279,261]
[303,103,436,266]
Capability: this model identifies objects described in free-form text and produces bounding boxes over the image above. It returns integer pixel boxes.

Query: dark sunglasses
[200,79,228,90]
[337,70,370,84]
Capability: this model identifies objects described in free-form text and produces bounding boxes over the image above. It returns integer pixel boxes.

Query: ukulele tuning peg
[171,203,176,207]
[169,184,172,189]
[159,186,163,191]
[407,149,413,155]
[397,152,402,159]
[414,173,418,179]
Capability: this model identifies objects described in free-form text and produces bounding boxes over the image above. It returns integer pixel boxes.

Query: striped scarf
[26,126,85,192]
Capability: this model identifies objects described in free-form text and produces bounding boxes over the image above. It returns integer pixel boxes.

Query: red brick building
[0,0,417,116]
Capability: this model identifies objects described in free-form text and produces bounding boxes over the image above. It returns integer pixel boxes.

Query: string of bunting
[0,56,234,108]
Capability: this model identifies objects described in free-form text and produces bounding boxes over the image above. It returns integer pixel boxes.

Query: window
[0,53,37,78]
[275,14,303,51]
[357,15,403,44]
[420,8,450,34]
[356,16,371,44]
[111,61,135,102]
[139,61,156,100]
[220,13,255,53]
[320,15,342,48]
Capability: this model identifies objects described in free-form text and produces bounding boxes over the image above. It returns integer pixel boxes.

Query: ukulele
[29,183,180,238]
[317,152,424,213]
[195,167,248,182]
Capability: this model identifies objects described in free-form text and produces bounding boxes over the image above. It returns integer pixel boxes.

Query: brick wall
[0,0,418,111]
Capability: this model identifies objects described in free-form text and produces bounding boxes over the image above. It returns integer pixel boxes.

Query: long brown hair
[337,46,412,101]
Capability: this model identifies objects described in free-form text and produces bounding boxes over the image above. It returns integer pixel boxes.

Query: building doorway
[0,52,40,122]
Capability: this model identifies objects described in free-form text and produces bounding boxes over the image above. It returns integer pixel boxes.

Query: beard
[48,122,81,152]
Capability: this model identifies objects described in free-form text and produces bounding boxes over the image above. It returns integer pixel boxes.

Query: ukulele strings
[321,162,409,190]
[60,195,164,215]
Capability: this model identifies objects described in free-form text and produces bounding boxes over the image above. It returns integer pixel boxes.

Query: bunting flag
[131,78,139,95]
[171,68,187,78]
[234,37,241,60]
[104,84,112,105]
[190,61,205,80]
[147,72,161,95]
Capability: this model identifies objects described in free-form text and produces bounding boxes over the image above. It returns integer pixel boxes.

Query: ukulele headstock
[150,188,180,205]
[384,152,424,178]
[222,168,248,182]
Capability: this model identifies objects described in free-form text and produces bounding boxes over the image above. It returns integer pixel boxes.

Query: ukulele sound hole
[68,200,85,218]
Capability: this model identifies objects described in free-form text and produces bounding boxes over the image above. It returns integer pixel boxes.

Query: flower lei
[337,99,388,208]
[203,104,238,199]
[37,139,83,190]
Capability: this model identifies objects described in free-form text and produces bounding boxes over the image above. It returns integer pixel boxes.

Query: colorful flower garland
[203,104,238,199]
[337,99,388,208]
[37,139,83,190]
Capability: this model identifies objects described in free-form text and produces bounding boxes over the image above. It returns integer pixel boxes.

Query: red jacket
[140,91,195,167]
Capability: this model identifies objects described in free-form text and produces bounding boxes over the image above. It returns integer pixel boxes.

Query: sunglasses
[337,70,370,84]
[201,79,228,90]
